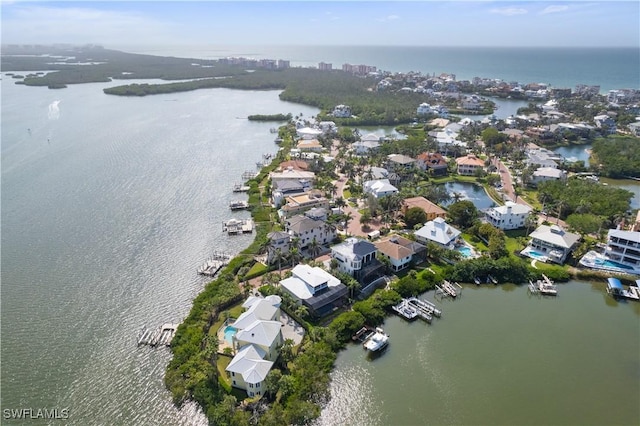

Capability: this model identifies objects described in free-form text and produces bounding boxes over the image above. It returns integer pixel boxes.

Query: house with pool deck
[522,224,580,264]
[579,230,640,275]
[224,295,284,398]
[414,217,461,249]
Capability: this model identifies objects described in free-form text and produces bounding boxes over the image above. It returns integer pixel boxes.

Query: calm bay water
[2,45,639,426]
[1,77,319,425]
[317,282,640,426]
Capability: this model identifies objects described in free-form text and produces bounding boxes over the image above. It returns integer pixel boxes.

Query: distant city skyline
[2,1,639,48]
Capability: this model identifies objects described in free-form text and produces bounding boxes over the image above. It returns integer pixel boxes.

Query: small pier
[436,280,462,299]
[242,171,258,181]
[408,297,442,319]
[229,200,250,211]
[391,299,419,321]
[198,252,231,276]
[606,278,640,301]
[352,326,375,342]
[528,274,558,296]
[232,183,250,192]
[223,218,254,235]
[137,323,179,347]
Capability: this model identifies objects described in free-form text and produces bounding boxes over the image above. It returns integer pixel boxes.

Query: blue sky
[2,1,639,48]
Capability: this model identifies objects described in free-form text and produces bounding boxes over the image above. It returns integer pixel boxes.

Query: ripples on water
[1,77,319,425]
[315,364,383,426]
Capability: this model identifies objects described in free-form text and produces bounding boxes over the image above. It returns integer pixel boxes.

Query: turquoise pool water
[458,246,473,258]
[526,250,548,260]
[599,259,633,270]
[224,325,238,344]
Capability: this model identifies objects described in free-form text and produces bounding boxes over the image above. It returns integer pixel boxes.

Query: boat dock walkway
[137,323,179,347]
[436,280,462,299]
[606,277,640,301]
[528,274,558,296]
[392,299,419,321]
[197,252,231,276]
[223,218,254,234]
[352,326,375,342]
[232,183,250,192]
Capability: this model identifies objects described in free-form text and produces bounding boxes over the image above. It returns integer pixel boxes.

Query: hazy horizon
[2,1,638,49]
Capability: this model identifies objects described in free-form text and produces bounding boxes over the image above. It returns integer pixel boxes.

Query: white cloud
[377,14,400,22]
[540,5,569,15]
[490,7,528,16]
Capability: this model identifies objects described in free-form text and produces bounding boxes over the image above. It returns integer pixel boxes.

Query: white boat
[363,327,389,352]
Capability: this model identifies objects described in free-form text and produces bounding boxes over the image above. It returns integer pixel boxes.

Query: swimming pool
[524,249,548,261]
[457,246,473,258]
[224,325,238,345]
[597,259,634,270]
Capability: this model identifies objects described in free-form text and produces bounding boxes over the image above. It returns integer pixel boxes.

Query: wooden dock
[352,326,375,342]
[223,218,254,235]
[408,297,442,318]
[242,171,258,181]
[137,323,179,347]
[229,200,250,211]
[197,252,231,276]
[436,280,462,298]
[232,183,250,192]
[528,274,558,296]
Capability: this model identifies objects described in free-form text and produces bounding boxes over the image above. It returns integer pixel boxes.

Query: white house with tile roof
[524,224,580,264]
[414,217,461,248]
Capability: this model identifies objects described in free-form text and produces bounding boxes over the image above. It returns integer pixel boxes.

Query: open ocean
[113,45,640,93]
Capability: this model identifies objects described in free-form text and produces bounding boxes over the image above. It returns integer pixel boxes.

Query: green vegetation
[537,178,633,220]
[247,113,292,122]
[590,136,640,178]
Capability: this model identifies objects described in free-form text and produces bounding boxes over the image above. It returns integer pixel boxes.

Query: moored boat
[363,327,389,352]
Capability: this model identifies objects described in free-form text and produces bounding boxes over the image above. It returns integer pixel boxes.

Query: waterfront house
[524,224,580,264]
[278,160,309,171]
[331,237,384,284]
[332,104,352,118]
[416,152,448,176]
[226,295,284,397]
[414,217,461,249]
[285,214,336,250]
[485,201,533,230]
[363,179,399,199]
[374,235,426,272]
[271,180,307,208]
[266,231,291,263]
[455,154,485,176]
[279,264,348,317]
[279,192,330,218]
[295,126,323,140]
[603,230,640,272]
[296,139,323,152]
[531,167,567,186]
[226,345,273,398]
[402,196,447,221]
[269,167,315,188]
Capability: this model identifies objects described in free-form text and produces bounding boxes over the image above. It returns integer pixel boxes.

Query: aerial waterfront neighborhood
[3,44,639,426]
[162,53,640,424]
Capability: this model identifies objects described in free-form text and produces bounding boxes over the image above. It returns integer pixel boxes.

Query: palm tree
[452,191,464,203]
[343,212,354,236]
[308,238,321,259]
[295,305,309,319]
[272,248,286,278]
[335,196,347,209]
[288,246,302,267]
